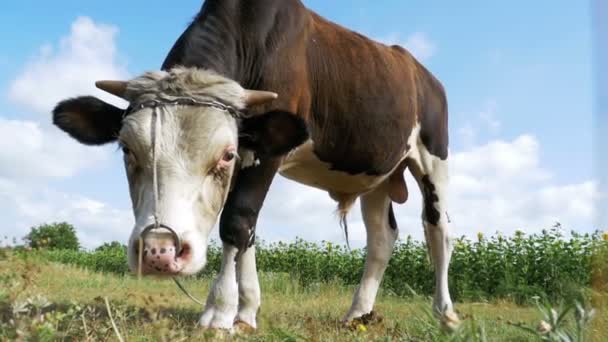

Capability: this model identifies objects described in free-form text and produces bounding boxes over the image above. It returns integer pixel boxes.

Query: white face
[120,105,239,275]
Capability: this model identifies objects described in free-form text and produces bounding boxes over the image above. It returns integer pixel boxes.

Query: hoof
[198,326,233,340]
[440,310,461,333]
[343,311,384,330]
[234,320,256,334]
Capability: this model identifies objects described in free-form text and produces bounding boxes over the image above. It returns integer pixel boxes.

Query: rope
[151,107,160,229]
[172,277,205,306]
[148,105,205,307]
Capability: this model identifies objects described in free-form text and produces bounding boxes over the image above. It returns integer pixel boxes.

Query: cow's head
[52,67,307,276]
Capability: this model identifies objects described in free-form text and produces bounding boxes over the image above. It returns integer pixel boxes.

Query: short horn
[95,80,128,99]
[243,89,278,107]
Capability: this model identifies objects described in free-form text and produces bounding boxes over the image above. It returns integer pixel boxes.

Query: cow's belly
[278,139,388,196]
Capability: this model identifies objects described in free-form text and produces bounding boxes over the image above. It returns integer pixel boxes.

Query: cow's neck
[162,0,309,89]
[161,0,240,78]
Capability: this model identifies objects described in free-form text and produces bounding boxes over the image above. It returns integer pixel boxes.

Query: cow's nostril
[177,242,191,260]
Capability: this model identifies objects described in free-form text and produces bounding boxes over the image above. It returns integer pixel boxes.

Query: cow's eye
[222,150,236,162]
[120,144,137,172]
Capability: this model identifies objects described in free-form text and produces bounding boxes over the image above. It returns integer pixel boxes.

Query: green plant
[24,222,80,251]
[39,247,129,275]
[17,226,608,304]
[95,241,127,253]
[509,295,597,341]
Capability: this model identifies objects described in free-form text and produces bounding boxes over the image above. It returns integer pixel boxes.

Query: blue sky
[0,1,601,248]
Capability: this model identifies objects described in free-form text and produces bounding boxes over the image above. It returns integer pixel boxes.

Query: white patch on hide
[238,148,259,169]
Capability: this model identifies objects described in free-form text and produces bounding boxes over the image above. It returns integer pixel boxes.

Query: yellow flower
[602,231,608,241]
[477,232,484,241]
[356,324,367,332]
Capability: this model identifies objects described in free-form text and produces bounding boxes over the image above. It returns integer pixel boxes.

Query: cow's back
[302,12,430,176]
[161,1,446,176]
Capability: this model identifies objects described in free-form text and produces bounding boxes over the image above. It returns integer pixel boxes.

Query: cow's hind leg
[342,181,398,323]
[408,148,460,330]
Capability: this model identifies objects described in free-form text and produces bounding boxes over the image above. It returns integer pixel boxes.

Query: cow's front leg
[199,243,239,330]
[198,243,261,330]
[199,156,280,330]
[235,244,261,328]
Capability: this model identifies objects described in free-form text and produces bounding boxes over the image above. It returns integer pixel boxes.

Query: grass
[2,251,606,341]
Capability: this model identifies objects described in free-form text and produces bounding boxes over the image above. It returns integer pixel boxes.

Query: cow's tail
[331,192,358,250]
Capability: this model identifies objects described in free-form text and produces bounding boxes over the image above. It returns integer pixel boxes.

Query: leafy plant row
[29,227,608,304]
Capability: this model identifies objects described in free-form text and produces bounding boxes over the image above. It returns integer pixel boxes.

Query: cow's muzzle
[136,223,189,275]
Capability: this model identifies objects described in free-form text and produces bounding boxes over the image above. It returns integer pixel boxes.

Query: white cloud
[1,16,127,181]
[457,123,476,147]
[0,117,109,180]
[403,32,437,61]
[377,32,437,61]
[257,178,348,244]
[478,100,501,132]
[457,99,502,147]
[0,178,133,249]
[451,135,549,182]
[446,135,596,235]
[8,16,129,114]
[0,16,131,249]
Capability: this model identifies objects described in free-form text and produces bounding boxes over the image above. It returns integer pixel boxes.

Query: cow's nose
[138,225,183,274]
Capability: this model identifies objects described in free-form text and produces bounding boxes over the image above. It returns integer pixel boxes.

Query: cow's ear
[238,111,308,157]
[52,96,125,145]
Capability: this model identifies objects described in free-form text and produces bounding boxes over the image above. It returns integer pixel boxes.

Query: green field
[1,240,607,341]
